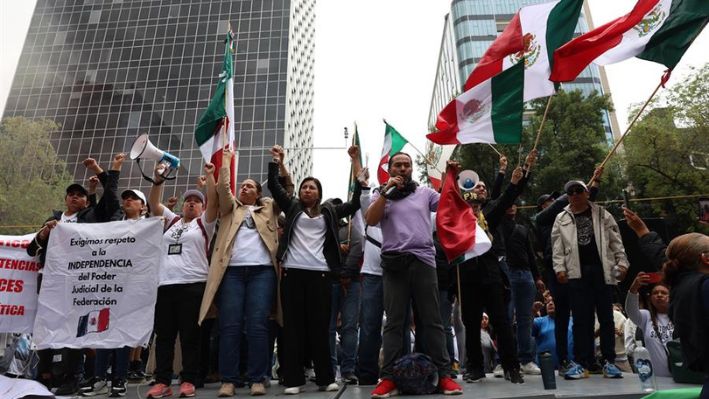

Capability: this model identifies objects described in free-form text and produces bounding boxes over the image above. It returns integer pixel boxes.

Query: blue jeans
[329,280,361,375]
[508,268,536,364]
[357,274,383,384]
[218,266,276,384]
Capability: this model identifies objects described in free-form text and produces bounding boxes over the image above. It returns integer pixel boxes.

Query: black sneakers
[463,368,485,383]
[504,368,524,384]
[110,379,127,397]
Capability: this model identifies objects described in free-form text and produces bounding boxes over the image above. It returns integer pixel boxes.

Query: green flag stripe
[491,62,524,144]
[637,0,709,69]
[195,32,234,146]
[385,123,409,155]
[545,0,585,66]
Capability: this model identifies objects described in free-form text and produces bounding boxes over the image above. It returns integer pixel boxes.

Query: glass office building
[3,0,315,195]
[427,0,621,173]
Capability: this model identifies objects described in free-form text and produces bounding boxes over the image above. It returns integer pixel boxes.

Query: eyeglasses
[566,186,585,196]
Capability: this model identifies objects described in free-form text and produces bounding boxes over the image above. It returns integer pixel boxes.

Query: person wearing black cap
[532,167,602,375]
[27,153,124,396]
[551,178,629,380]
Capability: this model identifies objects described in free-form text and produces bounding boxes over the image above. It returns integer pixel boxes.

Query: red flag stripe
[436,164,477,262]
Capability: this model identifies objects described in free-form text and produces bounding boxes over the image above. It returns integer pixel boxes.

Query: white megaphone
[129,133,180,183]
[458,169,481,203]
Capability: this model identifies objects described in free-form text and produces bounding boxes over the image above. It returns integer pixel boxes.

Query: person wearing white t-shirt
[268,145,363,395]
[625,273,674,377]
[197,147,281,397]
[146,163,218,399]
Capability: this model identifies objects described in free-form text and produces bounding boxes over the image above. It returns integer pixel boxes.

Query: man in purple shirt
[365,152,462,398]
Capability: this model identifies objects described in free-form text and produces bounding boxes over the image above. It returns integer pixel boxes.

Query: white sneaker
[284,387,300,395]
[493,364,504,378]
[521,361,542,375]
[319,383,339,392]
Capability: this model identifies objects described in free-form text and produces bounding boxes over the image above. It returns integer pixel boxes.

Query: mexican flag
[551,0,709,82]
[377,121,409,185]
[348,124,362,201]
[195,31,236,192]
[435,165,491,263]
[464,0,584,101]
[427,61,524,145]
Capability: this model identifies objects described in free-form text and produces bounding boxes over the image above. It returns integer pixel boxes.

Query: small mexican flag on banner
[377,121,409,185]
[348,124,362,201]
[551,0,709,82]
[195,30,236,192]
[427,61,524,145]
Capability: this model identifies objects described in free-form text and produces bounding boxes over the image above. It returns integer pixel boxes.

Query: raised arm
[217,146,237,216]
[625,273,651,327]
[490,155,507,200]
[267,145,294,214]
[148,164,167,217]
[203,163,218,223]
[91,153,123,222]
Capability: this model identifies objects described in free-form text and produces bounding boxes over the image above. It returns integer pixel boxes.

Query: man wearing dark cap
[533,168,602,375]
[551,178,628,380]
[27,153,124,396]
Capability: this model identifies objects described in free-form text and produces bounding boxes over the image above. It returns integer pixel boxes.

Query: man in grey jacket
[551,180,628,380]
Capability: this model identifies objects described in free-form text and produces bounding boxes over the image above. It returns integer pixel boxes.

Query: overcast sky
[1,0,707,201]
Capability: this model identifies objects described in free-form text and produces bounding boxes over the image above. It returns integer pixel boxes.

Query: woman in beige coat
[198,146,281,397]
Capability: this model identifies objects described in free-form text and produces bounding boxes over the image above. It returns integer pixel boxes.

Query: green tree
[0,117,74,234]
[454,89,623,212]
[623,64,709,233]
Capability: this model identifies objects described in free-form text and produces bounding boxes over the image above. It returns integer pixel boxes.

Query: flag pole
[532,95,553,151]
[487,143,503,157]
[589,72,667,185]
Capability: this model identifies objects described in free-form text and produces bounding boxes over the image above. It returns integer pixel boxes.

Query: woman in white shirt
[625,272,674,377]
[146,163,218,399]
[267,146,362,394]
[198,147,280,397]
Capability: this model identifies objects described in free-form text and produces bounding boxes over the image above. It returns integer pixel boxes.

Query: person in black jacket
[499,204,545,375]
[27,153,123,396]
[457,149,536,384]
[532,166,602,373]
[267,145,362,395]
[662,233,709,398]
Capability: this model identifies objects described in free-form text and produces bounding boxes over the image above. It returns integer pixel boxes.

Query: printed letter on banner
[0,233,39,333]
[33,218,162,349]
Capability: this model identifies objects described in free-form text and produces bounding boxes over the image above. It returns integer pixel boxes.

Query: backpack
[391,353,439,395]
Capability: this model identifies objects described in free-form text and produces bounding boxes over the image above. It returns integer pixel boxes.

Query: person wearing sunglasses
[551,180,629,380]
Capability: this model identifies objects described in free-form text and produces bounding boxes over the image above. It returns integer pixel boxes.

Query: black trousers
[154,282,205,385]
[280,268,334,387]
[460,265,519,373]
[569,264,616,368]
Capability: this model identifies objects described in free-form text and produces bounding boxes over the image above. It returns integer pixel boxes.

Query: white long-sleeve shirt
[625,292,674,377]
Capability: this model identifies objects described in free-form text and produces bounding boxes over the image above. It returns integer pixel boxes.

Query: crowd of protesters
[7,144,709,399]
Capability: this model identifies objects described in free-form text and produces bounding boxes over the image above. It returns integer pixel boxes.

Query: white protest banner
[33,218,162,349]
[0,233,39,333]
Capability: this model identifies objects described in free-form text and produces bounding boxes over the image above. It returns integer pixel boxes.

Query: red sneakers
[438,376,463,395]
[370,378,398,398]
[146,383,173,398]
[178,382,196,397]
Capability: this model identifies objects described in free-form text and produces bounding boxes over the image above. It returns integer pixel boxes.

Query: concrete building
[3,0,316,194]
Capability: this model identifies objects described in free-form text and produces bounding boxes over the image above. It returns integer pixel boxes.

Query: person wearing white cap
[146,163,218,398]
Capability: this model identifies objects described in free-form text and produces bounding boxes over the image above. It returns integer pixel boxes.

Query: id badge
[168,243,182,255]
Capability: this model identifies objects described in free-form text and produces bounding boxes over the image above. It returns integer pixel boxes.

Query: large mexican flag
[195,31,236,192]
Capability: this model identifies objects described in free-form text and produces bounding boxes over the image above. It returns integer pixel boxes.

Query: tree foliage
[0,117,74,235]
[623,64,709,233]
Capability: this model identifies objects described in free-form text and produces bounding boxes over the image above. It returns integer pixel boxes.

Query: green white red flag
[464,0,584,101]
[195,31,236,192]
[377,121,409,185]
[427,62,524,145]
[551,0,709,82]
[435,165,492,263]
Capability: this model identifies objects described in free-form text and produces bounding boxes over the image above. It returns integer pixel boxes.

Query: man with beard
[365,153,462,398]
[457,150,536,385]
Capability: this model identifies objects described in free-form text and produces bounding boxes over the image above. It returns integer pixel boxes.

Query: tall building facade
[3,0,315,195]
[427,1,621,182]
